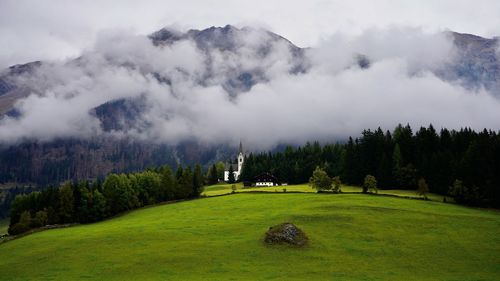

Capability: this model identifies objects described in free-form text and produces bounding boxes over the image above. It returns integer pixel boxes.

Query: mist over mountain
[0,25,499,187]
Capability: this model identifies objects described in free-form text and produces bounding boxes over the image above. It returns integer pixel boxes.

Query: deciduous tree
[309,166,332,191]
[332,176,342,193]
[417,178,429,200]
[363,175,377,193]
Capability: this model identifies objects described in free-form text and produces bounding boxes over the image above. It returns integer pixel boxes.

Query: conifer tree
[192,164,204,197]
[160,166,176,200]
[228,165,236,183]
[178,167,194,198]
[59,182,75,223]
[91,189,107,221]
[208,164,219,185]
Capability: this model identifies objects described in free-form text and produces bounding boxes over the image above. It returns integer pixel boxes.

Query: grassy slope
[0,193,498,280]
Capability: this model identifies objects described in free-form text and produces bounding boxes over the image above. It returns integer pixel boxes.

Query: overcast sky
[1,0,500,68]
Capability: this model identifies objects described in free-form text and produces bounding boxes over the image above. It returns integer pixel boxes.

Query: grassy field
[203,183,450,202]
[202,183,361,196]
[0,218,8,235]
[0,192,498,280]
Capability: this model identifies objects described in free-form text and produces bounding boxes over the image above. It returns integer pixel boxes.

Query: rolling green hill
[0,192,498,280]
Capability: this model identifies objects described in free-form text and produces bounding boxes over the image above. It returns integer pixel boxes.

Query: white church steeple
[224,140,245,182]
[237,140,244,173]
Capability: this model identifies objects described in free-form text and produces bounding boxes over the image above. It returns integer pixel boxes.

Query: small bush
[32,210,48,228]
[8,210,32,235]
[332,176,342,193]
[363,175,378,193]
[8,223,31,235]
[417,178,429,200]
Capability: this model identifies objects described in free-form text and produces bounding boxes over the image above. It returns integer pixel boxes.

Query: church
[224,141,245,182]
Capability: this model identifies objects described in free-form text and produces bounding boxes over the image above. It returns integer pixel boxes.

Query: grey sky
[1,0,499,68]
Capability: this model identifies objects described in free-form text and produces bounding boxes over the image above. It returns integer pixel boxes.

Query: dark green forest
[7,164,204,235]
[240,124,500,207]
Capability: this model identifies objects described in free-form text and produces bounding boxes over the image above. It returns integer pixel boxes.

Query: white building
[224,141,245,182]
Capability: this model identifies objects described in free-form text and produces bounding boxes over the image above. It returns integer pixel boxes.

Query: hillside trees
[9,210,32,235]
[215,161,225,180]
[32,210,48,227]
[59,182,75,223]
[90,189,107,221]
[177,167,194,199]
[237,125,500,207]
[160,166,176,200]
[75,183,92,223]
[8,164,204,235]
[103,174,134,214]
[193,164,204,198]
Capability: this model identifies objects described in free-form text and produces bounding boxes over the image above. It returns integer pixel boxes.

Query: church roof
[225,163,239,171]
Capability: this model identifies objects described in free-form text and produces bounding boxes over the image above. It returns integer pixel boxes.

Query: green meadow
[203,183,449,202]
[0,190,499,280]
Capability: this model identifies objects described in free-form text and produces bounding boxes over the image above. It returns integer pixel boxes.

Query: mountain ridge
[0,26,498,189]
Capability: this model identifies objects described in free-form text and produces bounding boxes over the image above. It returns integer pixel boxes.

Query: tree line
[8,164,204,235]
[240,124,500,207]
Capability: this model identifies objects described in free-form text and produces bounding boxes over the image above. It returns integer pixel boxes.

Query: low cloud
[0,26,499,149]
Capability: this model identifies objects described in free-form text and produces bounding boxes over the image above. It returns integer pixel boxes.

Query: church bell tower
[237,140,244,172]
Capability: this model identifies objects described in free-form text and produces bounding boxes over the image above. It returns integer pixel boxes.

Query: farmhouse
[254,173,279,187]
[224,141,245,182]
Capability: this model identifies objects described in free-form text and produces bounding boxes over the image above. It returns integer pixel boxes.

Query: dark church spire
[239,140,243,154]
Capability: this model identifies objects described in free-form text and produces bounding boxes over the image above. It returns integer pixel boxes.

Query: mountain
[150,24,308,95]
[0,26,499,193]
[0,61,41,115]
[443,32,500,93]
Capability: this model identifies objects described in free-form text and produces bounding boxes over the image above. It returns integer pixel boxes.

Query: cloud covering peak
[0,26,499,149]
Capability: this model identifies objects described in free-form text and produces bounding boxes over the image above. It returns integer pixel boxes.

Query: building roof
[254,173,278,183]
[225,163,239,171]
